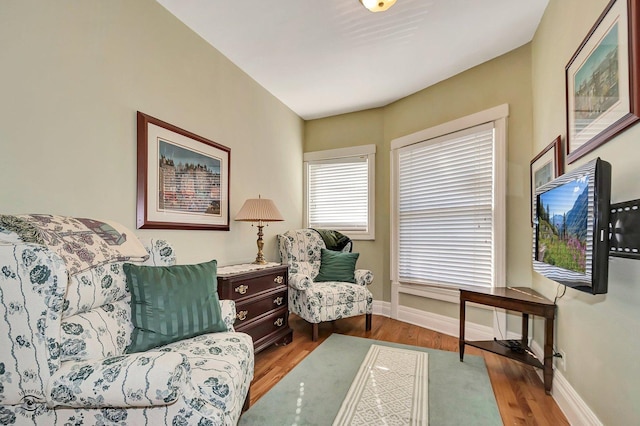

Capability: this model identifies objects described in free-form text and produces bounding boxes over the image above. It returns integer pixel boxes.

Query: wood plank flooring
[249,314,569,425]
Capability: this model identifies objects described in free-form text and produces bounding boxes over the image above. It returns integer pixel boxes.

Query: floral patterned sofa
[0,215,253,425]
[278,229,373,341]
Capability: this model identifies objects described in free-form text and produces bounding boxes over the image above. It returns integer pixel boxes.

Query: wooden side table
[217,263,293,354]
[459,286,556,394]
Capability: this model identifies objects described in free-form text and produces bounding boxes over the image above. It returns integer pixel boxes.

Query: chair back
[278,229,328,280]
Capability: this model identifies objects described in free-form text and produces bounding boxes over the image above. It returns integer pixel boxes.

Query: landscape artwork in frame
[136,112,230,230]
[530,136,563,225]
[565,0,640,163]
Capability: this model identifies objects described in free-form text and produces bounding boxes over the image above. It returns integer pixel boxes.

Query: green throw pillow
[315,248,359,283]
[123,259,227,353]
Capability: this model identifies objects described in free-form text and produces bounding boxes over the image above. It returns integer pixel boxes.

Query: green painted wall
[304,109,385,298]
[3,0,638,421]
[305,44,534,316]
[532,0,640,423]
[0,0,304,265]
[307,0,640,421]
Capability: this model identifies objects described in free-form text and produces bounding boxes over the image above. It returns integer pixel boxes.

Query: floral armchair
[0,215,253,426]
[278,229,373,341]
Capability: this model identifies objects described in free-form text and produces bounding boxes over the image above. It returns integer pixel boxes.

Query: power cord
[493,299,561,359]
[493,308,505,340]
[554,284,567,304]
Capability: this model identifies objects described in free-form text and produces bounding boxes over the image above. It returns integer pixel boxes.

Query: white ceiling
[157,0,549,120]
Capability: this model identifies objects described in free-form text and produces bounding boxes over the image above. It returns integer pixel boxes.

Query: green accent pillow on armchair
[123,259,227,353]
[314,248,359,283]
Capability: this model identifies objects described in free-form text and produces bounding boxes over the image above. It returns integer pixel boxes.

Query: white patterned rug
[333,344,429,426]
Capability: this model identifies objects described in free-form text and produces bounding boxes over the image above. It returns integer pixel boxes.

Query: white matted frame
[530,136,564,225]
[565,0,640,163]
[136,112,230,230]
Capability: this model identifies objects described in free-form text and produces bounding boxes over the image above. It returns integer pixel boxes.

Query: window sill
[395,282,494,304]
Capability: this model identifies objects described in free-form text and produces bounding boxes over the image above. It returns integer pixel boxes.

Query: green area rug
[239,334,501,426]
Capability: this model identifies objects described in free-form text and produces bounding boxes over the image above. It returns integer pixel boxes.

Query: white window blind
[307,157,369,231]
[397,123,495,288]
[304,144,375,239]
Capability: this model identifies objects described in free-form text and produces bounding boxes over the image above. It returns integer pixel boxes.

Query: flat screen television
[533,158,611,294]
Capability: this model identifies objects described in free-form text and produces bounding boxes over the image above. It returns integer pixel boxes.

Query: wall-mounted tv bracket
[609,199,640,259]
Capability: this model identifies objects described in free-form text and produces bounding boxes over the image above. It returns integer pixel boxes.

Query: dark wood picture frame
[565,0,640,164]
[136,112,230,230]
[530,136,564,225]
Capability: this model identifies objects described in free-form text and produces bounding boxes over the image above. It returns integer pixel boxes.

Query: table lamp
[235,195,284,264]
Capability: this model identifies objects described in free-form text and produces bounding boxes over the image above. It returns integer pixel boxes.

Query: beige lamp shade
[235,196,284,223]
[360,0,396,12]
[235,196,283,264]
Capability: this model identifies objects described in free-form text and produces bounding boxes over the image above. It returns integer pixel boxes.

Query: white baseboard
[529,341,602,426]
[372,300,602,425]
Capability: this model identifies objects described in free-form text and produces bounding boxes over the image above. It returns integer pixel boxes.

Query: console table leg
[459,299,466,361]
[521,313,529,345]
[544,316,554,394]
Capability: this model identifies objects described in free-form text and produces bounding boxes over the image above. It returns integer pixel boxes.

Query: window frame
[304,144,376,240]
[390,105,508,312]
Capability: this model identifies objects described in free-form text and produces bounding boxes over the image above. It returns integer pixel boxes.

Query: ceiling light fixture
[360,0,397,12]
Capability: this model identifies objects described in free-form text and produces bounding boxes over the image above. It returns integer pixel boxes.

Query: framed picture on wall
[136,112,230,230]
[530,135,563,225]
[565,0,640,163]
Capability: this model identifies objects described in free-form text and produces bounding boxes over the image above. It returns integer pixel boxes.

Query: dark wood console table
[459,286,556,394]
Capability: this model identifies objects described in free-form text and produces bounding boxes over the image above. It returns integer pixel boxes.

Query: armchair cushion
[60,299,132,361]
[47,351,189,408]
[124,260,227,353]
[315,248,359,283]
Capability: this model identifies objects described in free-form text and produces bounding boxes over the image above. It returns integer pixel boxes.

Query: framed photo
[565,0,640,163]
[530,136,563,224]
[136,112,230,230]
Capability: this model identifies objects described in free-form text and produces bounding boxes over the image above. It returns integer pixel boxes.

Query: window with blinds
[396,123,495,288]
[304,145,375,240]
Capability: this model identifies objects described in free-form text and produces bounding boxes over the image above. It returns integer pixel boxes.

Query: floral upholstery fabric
[278,229,373,324]
[0,243,67,406]
[0,229,253,425]
[0,214,149,276]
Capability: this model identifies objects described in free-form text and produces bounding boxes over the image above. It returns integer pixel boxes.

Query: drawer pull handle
[274,275,284,284]
[273,296,284,306]
[237,310,248,321]
[274,318,284,327]
[235,284,248,295]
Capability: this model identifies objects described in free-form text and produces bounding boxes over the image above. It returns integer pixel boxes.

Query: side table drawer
[234,289,287,326]
[236,307,289,345]
[218,270,287,302]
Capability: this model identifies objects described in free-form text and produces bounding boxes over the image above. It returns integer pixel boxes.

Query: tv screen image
[533,158,611,294]
[536,176,589,273]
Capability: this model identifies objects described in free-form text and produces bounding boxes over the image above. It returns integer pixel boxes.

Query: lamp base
[253,225,266,265]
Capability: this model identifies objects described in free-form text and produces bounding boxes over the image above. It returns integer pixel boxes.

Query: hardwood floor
[249,314,569,425]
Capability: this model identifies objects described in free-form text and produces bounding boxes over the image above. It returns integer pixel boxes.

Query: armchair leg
[312,323,319,342]
[366,313,372,331]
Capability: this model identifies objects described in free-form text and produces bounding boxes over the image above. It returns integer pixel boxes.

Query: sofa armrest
[355,269,374,286]
[220,299,236,332]
[46,351,190,408]
[289,273,312,290]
